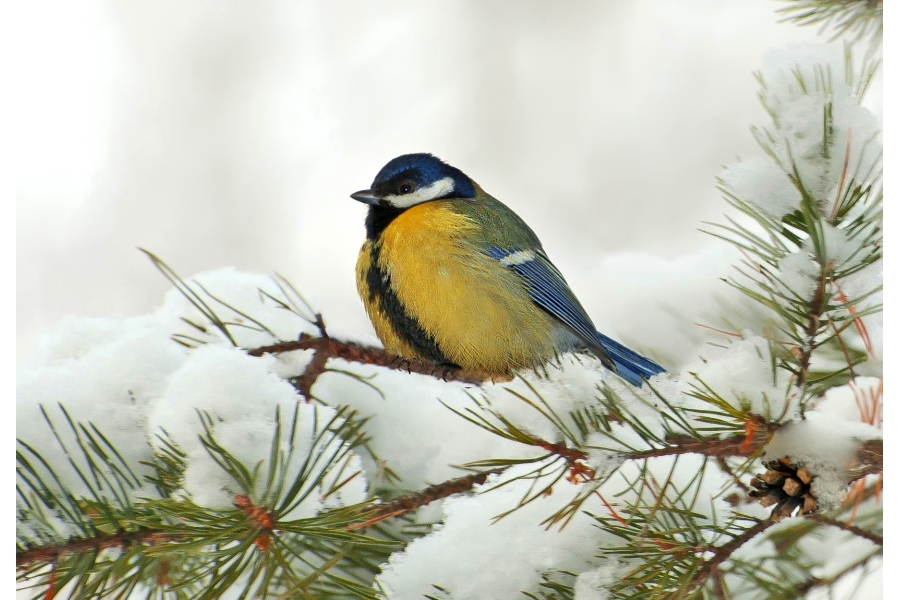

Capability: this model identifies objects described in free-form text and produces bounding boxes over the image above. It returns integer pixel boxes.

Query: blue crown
[371,153,475,198]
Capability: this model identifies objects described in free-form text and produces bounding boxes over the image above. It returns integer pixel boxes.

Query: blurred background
[17,0,876,365]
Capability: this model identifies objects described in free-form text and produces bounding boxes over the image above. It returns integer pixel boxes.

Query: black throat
[365,205,406,240]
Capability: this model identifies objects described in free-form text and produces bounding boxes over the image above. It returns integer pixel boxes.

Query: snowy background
[15,0,881,362]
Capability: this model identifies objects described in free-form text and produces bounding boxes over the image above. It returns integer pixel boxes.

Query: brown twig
[791,548,882,597]
[628,431,770,461]
[687,519,774,594]
[534,438,595,482]
[716,456,751,494]
[534,439,588,463]
[345,468,507,530]
[247,336,486,390]
[289,336,332,399]
[17,529,187,569]
[629,433,881,480]
[796,271,828,393]
[805,513,883,546]
[711,570,729,600]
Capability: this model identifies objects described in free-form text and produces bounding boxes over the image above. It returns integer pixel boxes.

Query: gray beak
[350,189,381,205]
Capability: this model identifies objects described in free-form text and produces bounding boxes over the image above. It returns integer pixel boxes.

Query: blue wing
[486,247,665,386]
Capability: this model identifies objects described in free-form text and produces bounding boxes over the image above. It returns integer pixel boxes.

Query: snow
[266,348,316,381]
[756,44,881,214]
[573,561,621,600]
[16,257,881,597]
[820,223,865,272]
[307,351,668,493]
[376,452,734,599]
[844,277,882,375]
[17,312,188,503]
[375,470,610,600]
[777,247,821,300]
[482,355,622,443]
[311,359,533,489]
[149,344,367,515]
[761,378,881,511]
[719,44,881,222]
[325,325,384,348]
[682,335,794,421]
[816,378,882,430]
[806,557,882,600]
[156,266,322,348]
[763,419,853,509]
[720,156,801,219]
[801,481,883,599]
[729,492,882,600]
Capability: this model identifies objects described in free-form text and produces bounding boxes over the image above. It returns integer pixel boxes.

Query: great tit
[351,153,664,386]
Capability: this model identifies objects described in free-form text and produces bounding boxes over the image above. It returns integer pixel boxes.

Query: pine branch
[627,430,771,461]
[777,0,882,41]
[17,467,509,571]
[631,434,880,483]
[248,335,486,389]
[716,456,752,494]
[348,468,507,530]
[795,270,828,394]
[533,439,588,464]
[805,513,882,546]
[16,404,400,599]
[17,529,186,569]
[685,519,775,595]
[790,548,882,597]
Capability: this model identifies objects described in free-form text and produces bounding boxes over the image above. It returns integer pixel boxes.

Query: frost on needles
[17,45,881,600]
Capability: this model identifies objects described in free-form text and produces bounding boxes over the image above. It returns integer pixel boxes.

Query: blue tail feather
[596,332,665,387]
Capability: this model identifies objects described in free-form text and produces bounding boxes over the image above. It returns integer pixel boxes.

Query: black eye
[399,182,413,194]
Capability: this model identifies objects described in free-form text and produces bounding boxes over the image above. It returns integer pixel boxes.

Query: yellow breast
[356,201,559,376]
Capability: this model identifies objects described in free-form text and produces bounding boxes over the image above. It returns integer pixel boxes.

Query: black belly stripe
[366,243,451,364]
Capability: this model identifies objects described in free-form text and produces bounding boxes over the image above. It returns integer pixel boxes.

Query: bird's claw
[430,362,461,381]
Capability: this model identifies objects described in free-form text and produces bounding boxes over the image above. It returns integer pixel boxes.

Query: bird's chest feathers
[371,201,547,353]
[377,202,480,294]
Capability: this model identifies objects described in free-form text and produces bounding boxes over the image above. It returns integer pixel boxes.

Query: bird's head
[351,153,476,209]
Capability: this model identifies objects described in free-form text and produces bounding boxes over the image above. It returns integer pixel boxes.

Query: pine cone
[748,456,817,522]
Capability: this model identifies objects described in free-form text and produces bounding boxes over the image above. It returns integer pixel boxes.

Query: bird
[350,153,665,386]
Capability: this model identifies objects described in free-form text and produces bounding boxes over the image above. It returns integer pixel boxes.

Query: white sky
[16,0,873,360]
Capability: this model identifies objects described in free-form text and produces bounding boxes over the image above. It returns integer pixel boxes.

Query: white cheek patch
[383,177,455,208]
[499,250,536,266]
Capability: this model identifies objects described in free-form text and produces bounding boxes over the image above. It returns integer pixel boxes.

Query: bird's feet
[391,356,414,373]
[430,362,462,381]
